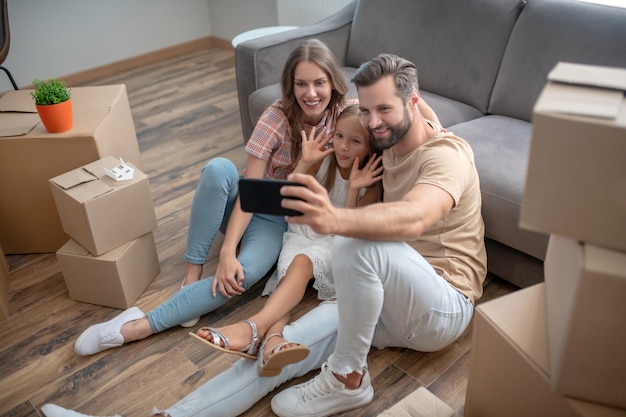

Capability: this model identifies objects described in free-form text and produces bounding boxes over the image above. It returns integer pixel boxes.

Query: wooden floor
[0,46,520,417]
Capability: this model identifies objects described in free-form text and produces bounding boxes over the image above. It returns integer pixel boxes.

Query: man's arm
[282,173,454,241]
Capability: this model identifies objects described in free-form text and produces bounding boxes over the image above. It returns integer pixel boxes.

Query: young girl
[191,105,383,376]
[73,39,351,356]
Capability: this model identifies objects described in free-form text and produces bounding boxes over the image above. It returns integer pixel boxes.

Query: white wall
[0,0,351,93]
[206,0,353,39]
[1,0,212,91]
[207,0,276,41]
[276,0,353,26]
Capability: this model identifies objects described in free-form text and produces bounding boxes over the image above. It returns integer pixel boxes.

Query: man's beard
[369,107,412,151]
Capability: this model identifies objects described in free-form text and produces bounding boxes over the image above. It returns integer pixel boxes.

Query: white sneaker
[41,404,120,417]
[271,362,374,417]
[74,307,145,356]
[179,278,200,328]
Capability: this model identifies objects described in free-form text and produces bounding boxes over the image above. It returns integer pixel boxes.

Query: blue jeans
[157,237,474,417]
[159,301,340,417]
[147,158,287,332]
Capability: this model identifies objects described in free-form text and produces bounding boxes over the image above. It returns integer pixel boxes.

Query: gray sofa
[234,0,626,289]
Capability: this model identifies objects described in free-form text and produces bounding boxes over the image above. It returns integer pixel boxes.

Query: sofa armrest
[235,1,356,141]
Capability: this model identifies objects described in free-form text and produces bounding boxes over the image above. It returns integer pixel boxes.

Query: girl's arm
[212,155,267,297]
[293,129,334,175]
[355,183,382,207]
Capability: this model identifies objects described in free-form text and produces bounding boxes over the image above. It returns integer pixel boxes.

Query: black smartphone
[238,178,305,216]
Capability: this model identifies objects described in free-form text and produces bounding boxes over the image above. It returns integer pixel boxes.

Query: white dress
[262,157,359,301]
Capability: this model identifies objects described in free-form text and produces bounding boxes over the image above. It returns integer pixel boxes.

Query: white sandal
[257,333,310,376]
[189,319,260,360]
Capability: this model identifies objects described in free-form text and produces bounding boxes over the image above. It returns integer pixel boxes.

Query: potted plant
[31,77,73,133]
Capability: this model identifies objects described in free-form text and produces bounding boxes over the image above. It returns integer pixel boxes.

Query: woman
[73,38,351,356]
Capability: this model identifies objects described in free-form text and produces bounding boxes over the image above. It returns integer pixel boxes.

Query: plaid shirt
[245,99,345,179]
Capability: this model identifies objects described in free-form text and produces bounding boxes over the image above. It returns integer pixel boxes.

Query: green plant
[31,77,71,105]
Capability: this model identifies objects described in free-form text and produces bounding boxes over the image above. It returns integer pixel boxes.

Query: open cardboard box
[520,62,626,252]
[49,156,157,256]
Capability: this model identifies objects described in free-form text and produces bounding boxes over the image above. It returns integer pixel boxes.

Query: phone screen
[238,178,305,216]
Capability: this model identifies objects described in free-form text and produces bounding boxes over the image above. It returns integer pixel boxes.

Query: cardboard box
[0,85,143,254]
[520,62,626,252]
[56,232,160,309]
[545,234,626,409]
[465,284,625,417]
[378,387,460,417]
[50,156,157,256]
[0,244,9,321]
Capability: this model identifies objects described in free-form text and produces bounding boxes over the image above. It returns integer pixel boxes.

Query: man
[39,54,485,417]
[270,53,487,417]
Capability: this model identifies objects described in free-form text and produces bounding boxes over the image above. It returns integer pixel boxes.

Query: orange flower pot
[36,99,73,133]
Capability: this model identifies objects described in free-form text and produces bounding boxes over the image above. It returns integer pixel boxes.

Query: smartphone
[238,178,305,216]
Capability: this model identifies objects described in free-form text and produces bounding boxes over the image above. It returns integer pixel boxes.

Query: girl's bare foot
[191,319,260,360]
[262,334,301,362]
[258,333,310,377]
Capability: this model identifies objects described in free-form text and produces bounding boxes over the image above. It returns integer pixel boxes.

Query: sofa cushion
[447,115,548,260]
[420,91,484,128]
[346,0,526,114]
[489,0,626,122]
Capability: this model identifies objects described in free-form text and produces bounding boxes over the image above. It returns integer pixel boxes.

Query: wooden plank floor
[0,45,520,417]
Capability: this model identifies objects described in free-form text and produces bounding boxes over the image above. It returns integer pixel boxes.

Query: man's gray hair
[351,54,419,103]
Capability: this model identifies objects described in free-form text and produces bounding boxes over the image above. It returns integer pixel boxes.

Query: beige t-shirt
[382,125,487,304]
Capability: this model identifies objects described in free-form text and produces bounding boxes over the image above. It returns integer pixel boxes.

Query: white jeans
[326,236,473,376]
[159,237,473,417]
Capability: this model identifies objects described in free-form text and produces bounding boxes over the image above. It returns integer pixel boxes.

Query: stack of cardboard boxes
[50,156,161,309]
[0,85,144,254]
[465,62,626,417]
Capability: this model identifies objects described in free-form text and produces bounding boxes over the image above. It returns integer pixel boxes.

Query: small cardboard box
[0,85,143,254]
[0,243,9,321]
[520,62,626,253]
[545,234,626,409]
[465,284,625,417]
[50,156,157,256]
[378,387,460,417]
[56,232,160,309]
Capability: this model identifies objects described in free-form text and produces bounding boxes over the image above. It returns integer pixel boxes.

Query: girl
[191,105,383,376]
